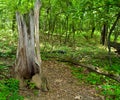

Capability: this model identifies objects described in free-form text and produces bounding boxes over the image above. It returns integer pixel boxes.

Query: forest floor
[20,60,104,100]
[0,57,104,100]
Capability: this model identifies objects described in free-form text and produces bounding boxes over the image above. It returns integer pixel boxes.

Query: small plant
[29,82,36,89]
[71,66,86,81]
[41,52,49,61]
[71,66,120,99]
[26,80,36,89]
[0,78,24,100]
[86,72,103,85]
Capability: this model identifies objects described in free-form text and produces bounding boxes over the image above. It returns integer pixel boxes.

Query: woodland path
[21,60,104,100]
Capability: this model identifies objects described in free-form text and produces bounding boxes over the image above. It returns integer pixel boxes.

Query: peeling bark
[14,0,48,91]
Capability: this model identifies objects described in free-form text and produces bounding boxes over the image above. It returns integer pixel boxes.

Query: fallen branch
[59,58,120,83]
[77,63,120,83]
[43,52,120,83]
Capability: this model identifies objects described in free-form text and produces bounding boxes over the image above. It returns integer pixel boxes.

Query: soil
[20,60,104,100]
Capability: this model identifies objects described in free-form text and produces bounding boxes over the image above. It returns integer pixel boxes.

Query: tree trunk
[114,30,119,42]
[64,15,69,44]
[14,0,48,91]
[12,14,16,32]
[108,13,120,66]
[91,27,95,38]
[100,24,107,45]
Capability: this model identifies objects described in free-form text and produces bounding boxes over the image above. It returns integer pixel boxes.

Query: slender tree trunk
[114,28,119,42]
[12,14,16,32]
[108,13,120,66]
[100,24,107,45]
[72,22,76,48]
[64,15,69,44]
[91,27,95,38]
[14,0,48,91]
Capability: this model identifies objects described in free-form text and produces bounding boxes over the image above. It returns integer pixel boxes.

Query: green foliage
[101,83,120,100]
[0,0,35,14]
[17,0,35,14]
[90,55,120,75]
[71,67,84,80]
[25,80,36,89]
[0,65,9,79]
[71,66,120,99]
[0,30,17,58]
[41,52,49,61]
[86,72,103,85]
[71,66,104,85]
[40,44,71,61]
[0,78,23,100]
[0,65,8,70]
[28,82,36,89]
[1,0,120,99]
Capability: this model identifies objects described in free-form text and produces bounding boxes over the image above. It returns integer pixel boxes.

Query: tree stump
[14,0,48,91]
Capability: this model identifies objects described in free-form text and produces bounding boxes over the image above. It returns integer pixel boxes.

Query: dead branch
[59,58,120,83]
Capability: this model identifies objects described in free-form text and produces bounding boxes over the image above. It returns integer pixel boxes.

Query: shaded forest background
[0,0,120,100]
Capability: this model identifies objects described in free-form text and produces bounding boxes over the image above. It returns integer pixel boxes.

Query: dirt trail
[21,60,104,100]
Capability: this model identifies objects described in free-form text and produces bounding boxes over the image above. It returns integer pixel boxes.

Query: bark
[64,15,69,44]
[91,27,95,38]
[12,14,16,31]
[72,23,76,48]
[100,24,107,45]
[114,31,119,42]
[107,13,120,66]
[15,0,48,91]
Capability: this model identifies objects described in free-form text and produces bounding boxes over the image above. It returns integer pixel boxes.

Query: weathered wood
[58,57,120,83]
[34,0,42,74]
[15,0,49,91]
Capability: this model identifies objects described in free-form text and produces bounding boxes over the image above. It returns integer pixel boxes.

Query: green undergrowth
[1,29,120,100]
[37,33,120,100]
[41,40,120,75]
[40,46,71,60]
[0,78,24,100]
[0,64,23,100]
[0,30,17,58]
[89,54,120,75]
[71,66,120,100]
